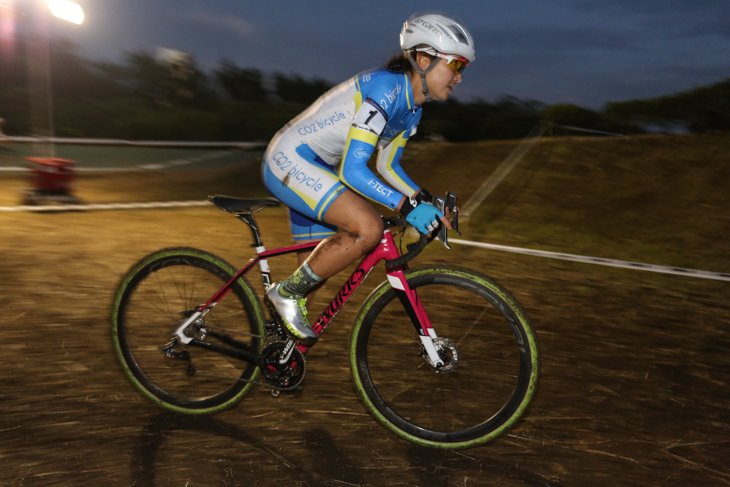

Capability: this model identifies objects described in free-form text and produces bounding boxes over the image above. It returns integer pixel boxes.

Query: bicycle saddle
[208,195,281,213]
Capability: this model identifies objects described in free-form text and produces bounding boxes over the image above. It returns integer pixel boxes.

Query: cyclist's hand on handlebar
[445,204,461,217]
[401,200,440,235]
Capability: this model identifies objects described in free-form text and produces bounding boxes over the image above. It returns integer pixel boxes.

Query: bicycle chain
[193,371,293,391]
[205,323,266,340]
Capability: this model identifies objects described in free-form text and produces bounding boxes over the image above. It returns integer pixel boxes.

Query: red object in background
[25,156,76,192]
[23,157,81,205]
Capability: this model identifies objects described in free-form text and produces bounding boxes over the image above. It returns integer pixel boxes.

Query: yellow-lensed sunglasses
[435,53,469,75]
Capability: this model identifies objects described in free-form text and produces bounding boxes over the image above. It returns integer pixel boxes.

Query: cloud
[180,11,256,38]
[560,0,730,40]
[562,0,724,14]
[649,18,730,42]
[474,25,642,52]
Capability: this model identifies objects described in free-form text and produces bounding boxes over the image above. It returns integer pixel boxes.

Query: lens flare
[47,0,84,25]
[0,0,15,57]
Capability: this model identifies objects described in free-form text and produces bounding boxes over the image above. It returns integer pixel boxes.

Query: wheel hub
[430,337,459,373]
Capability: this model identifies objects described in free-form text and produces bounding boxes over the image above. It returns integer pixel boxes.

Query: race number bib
[352,98,388,135]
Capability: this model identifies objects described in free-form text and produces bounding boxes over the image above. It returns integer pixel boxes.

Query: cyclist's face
[420,55,463,102]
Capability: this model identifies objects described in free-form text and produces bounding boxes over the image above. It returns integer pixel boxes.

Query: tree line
[604,79,730,133]
[1,40,728,142]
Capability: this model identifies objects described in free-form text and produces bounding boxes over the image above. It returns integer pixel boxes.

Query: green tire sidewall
[349,264,539,449]
[110,247,265,415]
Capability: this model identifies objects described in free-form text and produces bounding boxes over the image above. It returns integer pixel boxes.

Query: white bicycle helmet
[400,12,476,63]
[400,12,476,102]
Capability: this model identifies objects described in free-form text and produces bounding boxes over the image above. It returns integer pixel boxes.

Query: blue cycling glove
[401,198,443,235]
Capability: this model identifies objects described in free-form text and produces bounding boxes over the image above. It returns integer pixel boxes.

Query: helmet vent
[447,24,470,45]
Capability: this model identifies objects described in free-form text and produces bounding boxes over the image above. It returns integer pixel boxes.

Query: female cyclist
[261,12,475,344]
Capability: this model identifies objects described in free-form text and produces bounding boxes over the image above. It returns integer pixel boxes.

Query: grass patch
[2,133,728,272]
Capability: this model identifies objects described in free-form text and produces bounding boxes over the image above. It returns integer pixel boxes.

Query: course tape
[0,149,249,173]
[450,238,730,282]
[2,136,265,149]
[0,200,211,212]
[0,200,726,282]
[461,123,549,218]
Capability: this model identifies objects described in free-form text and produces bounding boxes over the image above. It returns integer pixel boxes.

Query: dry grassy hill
[4,133,727,271]
[1,133,729,486]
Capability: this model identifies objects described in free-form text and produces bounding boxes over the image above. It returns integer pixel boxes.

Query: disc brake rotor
[430,337,459,373]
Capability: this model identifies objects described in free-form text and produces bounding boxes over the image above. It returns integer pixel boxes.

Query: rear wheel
[111,247,266,414]
[350,265,539,449]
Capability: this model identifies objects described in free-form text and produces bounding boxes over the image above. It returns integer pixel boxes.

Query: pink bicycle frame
[197,229,437,358]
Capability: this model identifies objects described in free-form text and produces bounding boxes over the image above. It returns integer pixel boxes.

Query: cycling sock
[279,261,323,298]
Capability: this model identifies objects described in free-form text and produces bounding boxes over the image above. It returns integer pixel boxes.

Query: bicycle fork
[386,267,445,369]
[372,231,443,367]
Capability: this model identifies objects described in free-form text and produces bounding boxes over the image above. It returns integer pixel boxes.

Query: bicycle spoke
[372,308,421,351]
[453,304,489,347]
[113,249,265,412]
[351,266,538,447]
[147,287,177,322]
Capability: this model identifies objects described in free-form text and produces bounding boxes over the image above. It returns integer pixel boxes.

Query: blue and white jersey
[265,69,423,211]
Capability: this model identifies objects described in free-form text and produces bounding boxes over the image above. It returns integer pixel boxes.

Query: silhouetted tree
[274,73,332,104]
[542,104,601,127]
[605,78,730,132]
[120,50,214,108]
[215,60,267,102]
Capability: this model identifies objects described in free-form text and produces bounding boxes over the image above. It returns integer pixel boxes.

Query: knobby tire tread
[111,247,266,415]
[349,264,540,449]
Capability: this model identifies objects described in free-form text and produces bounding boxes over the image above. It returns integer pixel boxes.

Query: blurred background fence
[0,137,265,172]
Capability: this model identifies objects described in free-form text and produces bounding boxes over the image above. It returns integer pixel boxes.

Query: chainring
[259,340,306,390]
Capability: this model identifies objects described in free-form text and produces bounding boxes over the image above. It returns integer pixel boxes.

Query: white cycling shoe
[265,283,318,345]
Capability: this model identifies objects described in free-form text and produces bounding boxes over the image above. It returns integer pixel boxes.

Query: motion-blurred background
[1,2,729,486]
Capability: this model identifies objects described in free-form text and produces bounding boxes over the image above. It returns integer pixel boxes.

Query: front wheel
[111,247,266,414]
[350,265,539,449]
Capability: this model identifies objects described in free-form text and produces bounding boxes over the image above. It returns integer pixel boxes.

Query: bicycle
[111,193,540,449]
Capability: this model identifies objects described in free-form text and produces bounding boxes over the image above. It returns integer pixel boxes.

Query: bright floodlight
[47,0,84,24]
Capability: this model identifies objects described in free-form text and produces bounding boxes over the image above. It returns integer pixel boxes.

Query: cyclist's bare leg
[305,189,383,279]
[295,246,325,305]
[274,190,380,315]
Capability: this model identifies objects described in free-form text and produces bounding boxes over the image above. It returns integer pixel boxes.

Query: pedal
[264,319,282,336]
[263,301,287,339]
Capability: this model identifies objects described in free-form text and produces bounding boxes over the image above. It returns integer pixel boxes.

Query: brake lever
[445,191,461,236]
[433,196,451,250]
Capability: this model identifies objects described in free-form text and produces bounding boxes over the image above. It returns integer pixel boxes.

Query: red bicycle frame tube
[199,229,434,354]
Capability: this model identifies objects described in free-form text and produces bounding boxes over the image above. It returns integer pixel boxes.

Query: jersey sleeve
[375,125,420,198]
[338,98,404,209]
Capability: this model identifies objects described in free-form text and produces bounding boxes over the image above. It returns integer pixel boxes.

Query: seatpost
[236,210,273,291]
[236,212,264,248]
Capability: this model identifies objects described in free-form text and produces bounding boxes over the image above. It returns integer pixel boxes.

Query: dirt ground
[1,202,728,487]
